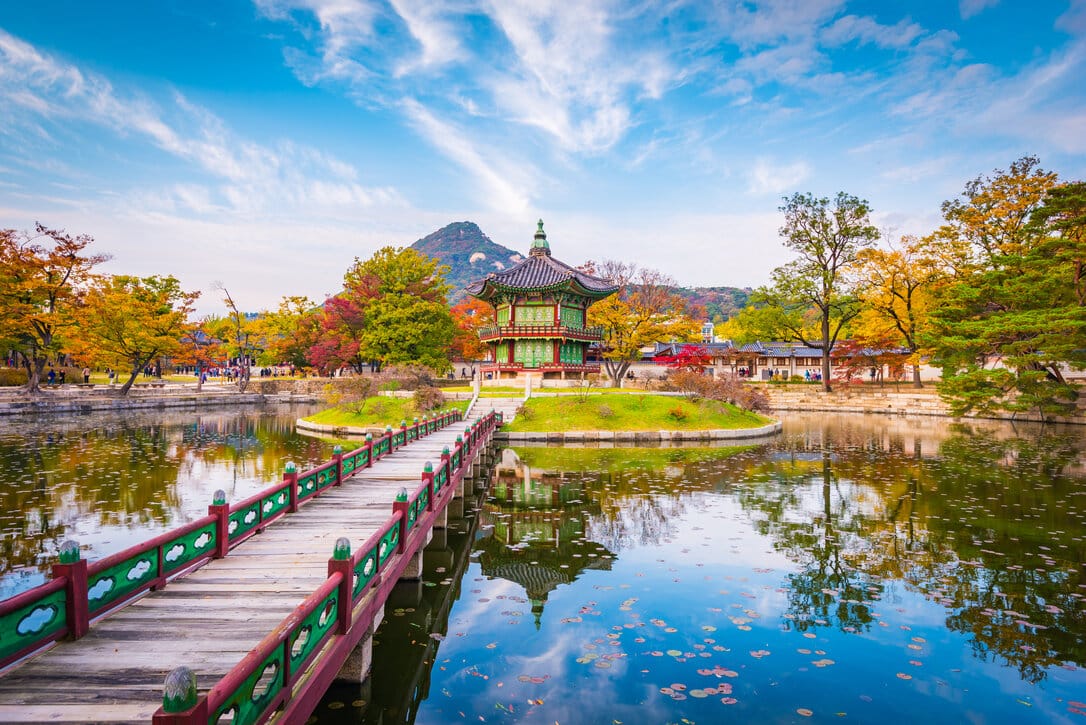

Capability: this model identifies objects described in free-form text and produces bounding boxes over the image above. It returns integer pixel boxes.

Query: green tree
[928,157,1084,418]
[0,224,108,393]
[758,192,879,391]
[251,295,318,369]
[75,275,199,396]
[314,247,456,373]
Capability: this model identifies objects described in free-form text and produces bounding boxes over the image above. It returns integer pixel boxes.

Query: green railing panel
[162,522,216,575]
[341,455,356,476]
[406,499,418,530]
[228,503,261,542]
[88,552,158,614]
[378,527,398,567]
[418,486,429,514]
[392,431,405,447]
[297,472,318,499]
[434,466,447,493]
[355,448,369,468]
[0,587,67,662]
[260,485,290,519]
[353,547,379,598]
[288,590,338,673]
[451,449,461,470]
[211,648,284,725]
[316,465,336,490]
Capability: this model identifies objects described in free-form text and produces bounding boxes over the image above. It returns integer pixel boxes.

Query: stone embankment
[0,381,320,416]
[760,384,1086,424]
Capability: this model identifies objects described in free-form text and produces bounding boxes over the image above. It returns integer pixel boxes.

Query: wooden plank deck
[0,407,511,725]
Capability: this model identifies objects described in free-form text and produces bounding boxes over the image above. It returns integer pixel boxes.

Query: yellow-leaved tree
[853,236,945,388]
[74,275,199,396]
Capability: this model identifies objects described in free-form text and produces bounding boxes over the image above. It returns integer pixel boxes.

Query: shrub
[324,376,374,412]
[515,404,534,420]
[381,364,438,391]
[0,368,28,387]
[667,406,688,421]
[597,404,614,418]
[413,385,445,412]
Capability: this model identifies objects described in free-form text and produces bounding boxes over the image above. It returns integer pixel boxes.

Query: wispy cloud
[0,27,401,218]
[747,158,812,195]
[959,0,999,21]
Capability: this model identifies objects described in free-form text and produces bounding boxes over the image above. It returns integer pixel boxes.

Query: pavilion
[465,220,618,382]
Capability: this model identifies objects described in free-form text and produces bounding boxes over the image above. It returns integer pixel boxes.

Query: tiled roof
[466,253,617,296]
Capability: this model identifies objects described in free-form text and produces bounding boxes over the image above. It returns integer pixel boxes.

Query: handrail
[151,410,499,724]
[0,409,465,673]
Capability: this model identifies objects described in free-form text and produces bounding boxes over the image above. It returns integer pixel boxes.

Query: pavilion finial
[530,218,551,256]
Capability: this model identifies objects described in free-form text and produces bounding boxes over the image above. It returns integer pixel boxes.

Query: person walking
[82,366,90,384]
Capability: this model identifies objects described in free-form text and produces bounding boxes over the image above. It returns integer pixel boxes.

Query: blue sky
[2,0,1084,313]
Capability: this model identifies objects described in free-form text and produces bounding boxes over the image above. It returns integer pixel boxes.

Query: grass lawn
[502,393,770,433]
[305,396,468,429]
[511,444,753,471]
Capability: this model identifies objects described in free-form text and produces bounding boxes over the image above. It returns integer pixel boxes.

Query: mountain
[410,221,524,302]
[410,221,752,317]
[671,286,753,322]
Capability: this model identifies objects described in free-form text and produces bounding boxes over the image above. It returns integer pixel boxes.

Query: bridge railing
[0,409,464,672]
[154,410,501,725]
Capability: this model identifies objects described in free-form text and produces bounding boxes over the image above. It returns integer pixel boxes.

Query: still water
[0,403,326,598]
[317,414,1086,724]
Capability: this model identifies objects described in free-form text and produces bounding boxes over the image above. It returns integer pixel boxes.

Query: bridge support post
[336,606,384,684]
[432,505,448,530]
[446,496,464,521]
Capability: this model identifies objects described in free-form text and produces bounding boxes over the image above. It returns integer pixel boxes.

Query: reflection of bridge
[0,408,505,723]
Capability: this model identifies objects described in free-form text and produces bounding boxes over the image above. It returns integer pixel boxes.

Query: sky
[2,0,1085,314]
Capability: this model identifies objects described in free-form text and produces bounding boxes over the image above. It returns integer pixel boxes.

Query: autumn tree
[74,275,199,396]
[758,192,879,391]
[588,261,700,386]
[853,236,944,388]
[928,158,1085,418]
[0,224,108,393]
[174,316,225,392]
[312,247,456,374]
[251,295,319,369]
[449,296,493,362]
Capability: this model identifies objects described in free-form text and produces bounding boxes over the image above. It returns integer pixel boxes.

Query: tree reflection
[737,417,1086,683]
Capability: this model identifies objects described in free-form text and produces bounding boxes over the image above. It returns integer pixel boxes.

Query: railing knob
[424,461,433,472]
[395,487,408,503]
[162,666,198,713]
[333,537,351,560]
[333,445,342,455]
[212,490,227,506]
[284,461,296,474]
[58,539,81,564]
[366,433,373,441]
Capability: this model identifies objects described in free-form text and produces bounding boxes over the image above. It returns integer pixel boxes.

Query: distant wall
[761,384,1086,425]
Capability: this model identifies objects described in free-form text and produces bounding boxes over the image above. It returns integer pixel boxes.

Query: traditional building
[466,221,618,381]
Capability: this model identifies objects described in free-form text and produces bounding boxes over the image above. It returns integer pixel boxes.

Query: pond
[0,403,327,599]
[315,414,1086,724]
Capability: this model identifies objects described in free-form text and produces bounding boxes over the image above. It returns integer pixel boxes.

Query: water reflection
[313,414,1086,724]
[0,403,326,598]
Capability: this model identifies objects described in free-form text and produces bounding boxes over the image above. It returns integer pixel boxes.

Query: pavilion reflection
[477,448,614,627]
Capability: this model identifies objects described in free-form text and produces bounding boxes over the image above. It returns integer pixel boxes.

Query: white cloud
[399,97,532,213]
[822,15,924,49]
[747,158,812,195]
[959,0,999,20]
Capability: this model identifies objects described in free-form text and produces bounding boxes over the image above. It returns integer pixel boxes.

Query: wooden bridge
[0,401,516,724]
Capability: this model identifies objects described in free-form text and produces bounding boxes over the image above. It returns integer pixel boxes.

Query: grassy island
[304,396,468,429]
[501,393,769,433]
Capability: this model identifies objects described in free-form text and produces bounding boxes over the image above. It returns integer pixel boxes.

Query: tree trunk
[912,364,923,389]
[603,360,630,388]
[820,315,833,393]
[21,354,43,394]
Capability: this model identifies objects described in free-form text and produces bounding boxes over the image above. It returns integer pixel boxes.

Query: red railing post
[422,464,435,512]
[333,445,344,486]
[400,420,408,448]
[392,491,409,554]
[285,462,299,513]
[440,448,451,488]
[364,433,374,467]
[328,538,353,633]
[209,490,229,559]
[52,540,88,640]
